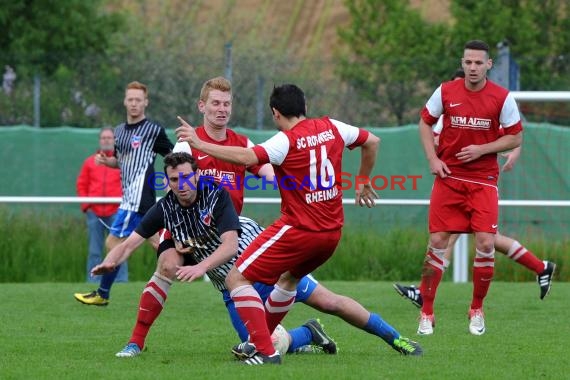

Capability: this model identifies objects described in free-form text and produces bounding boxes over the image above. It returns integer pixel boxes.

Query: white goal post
[511,91,569,102]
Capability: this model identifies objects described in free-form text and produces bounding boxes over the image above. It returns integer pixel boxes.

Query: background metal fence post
[33,74,41,128]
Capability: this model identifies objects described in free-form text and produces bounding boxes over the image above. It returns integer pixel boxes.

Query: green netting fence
[0,123,568,237]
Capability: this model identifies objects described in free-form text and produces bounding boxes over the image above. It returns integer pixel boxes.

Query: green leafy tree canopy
[0,0,123,76]
[337,0,449,125]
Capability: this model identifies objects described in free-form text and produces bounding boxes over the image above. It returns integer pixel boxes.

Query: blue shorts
[222,274,319,305]
[109,209,144,238]
[254,274,319,303]
[222,274,319,341]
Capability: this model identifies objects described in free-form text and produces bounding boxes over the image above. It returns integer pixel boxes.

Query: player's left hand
[91,261,116,276]
[355,183,378,208]
[176,264,207,283]
[500,147,521,172]
[176,116,200,148]
[500,152,516,171]
[456,145,484,162]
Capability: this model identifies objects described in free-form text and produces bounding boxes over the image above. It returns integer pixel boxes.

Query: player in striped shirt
[74,81,173,306]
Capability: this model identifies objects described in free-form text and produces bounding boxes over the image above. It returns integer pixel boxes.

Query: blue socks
[363,313,400,344]
[287,326,312,353]
[97,265,120,299]
[287,313,401,352]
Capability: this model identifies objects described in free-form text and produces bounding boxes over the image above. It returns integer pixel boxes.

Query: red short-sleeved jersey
[421,79,522,184]
[183,126,265,215]
[252,117,368,231]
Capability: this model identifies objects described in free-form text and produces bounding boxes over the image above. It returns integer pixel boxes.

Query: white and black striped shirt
[114,118,173,213]
[136,179,264,291]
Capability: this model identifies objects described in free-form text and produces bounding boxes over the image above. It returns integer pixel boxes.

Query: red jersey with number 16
[421,79,523,184]
[252,117,369,231]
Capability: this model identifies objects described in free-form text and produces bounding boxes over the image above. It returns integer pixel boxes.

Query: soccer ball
[173,141,191,154]
[271,324,290,356]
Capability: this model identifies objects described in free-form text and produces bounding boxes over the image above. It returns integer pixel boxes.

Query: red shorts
[429,176,498,234]
[235,220,342,285]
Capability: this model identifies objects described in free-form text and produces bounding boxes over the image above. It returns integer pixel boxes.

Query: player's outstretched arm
[91,232,145,275]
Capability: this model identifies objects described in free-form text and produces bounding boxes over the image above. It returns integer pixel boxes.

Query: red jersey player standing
[417,40,523,336]
[176,84,380,365]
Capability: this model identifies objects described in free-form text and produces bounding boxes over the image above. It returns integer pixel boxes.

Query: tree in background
[337,0,450,126]
[102,0,301,130]
[448,0,570,122]
[448,0,569,91]
[0,0,124,126]
[339,0,570,125]
[1,0,568,128]
[0,0,122,75]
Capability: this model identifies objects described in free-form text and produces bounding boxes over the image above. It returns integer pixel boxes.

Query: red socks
[130,272,171,349]
[230,285,275,355]
[471,249,494,310]
[264,285,296,334]
[419,247,447,316]
[506,240,545,274]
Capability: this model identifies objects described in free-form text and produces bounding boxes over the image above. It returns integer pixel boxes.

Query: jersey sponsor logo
[199,208,212,226]
[450,116,492,130]
[198,169,237,187]
[305,186,339,204]
[296,129,335,150]
[449,102,462,108]
[197,154,209,160]
[491,224,498,229]
[130,135,142,149]
[220,171,235,183]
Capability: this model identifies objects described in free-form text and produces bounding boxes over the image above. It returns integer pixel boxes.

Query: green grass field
[2,281,568,380]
